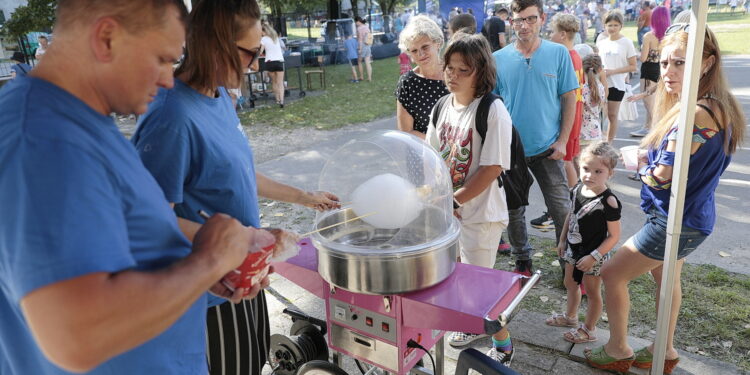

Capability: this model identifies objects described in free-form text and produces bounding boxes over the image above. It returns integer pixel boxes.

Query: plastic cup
[221,244,274,296]
[620,145,639,171]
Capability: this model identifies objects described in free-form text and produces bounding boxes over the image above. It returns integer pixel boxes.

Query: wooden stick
[301,212,376,237]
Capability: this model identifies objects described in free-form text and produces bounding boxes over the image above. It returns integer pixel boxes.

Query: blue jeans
[507,154,570,261]
[637,26,651,47]
[631,207,708,261]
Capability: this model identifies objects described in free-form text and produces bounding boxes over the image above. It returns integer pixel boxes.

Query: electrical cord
[407,339,436,373]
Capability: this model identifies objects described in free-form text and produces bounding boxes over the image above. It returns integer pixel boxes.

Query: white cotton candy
[350,173,423,229]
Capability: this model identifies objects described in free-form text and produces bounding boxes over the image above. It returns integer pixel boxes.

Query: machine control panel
[329,298,398,343]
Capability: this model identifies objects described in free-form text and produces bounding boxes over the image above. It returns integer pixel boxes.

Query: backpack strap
[431,94,451,128]
[474,93,501,145]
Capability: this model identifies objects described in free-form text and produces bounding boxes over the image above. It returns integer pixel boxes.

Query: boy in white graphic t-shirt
[426,32,515,366]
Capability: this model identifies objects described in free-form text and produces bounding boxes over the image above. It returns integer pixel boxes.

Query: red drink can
[221,244,275,296]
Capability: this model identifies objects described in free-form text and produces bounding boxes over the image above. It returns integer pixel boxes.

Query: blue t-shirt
[345,38,358,60]
[492,40,580,156]
[11,63,32,77]
[0,77,207,374]
[132,79,260,229]
[640,125,731,235]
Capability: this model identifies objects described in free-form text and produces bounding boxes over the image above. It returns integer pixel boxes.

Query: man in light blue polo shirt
[493,0,579,276]
[0,1,273,374]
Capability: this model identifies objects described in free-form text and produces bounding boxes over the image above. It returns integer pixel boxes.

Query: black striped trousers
[206,290,270,375]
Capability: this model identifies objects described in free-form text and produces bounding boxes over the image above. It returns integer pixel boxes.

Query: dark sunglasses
[237,45,260,67]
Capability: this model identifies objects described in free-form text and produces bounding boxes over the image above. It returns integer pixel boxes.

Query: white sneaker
[447,332,488,347]
[630,127,649,137]
[486,346,515,367]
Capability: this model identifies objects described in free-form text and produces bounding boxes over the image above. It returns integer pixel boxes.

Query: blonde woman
[260,23,286,108]
[395,15,448,139]
[586,26,745,374]
[595,10,636,143]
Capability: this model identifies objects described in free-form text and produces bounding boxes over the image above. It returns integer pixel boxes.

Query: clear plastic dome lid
[314,130,455,252]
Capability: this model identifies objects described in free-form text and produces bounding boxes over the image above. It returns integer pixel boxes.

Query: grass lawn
[286,26,317,41]
[247,15,749,130]
[512,236,750,371]
[592,13,750,55]
[239,57,402,129]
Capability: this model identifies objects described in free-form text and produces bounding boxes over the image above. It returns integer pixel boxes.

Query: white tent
[651,0,710,373]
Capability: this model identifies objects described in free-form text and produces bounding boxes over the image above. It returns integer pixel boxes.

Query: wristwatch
[590,250,603,262]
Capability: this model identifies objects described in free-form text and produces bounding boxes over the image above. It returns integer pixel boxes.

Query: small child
[425,32,515,366]
[398,51,411,75]
[545,141,621,344]
[580,54,607,147]
[344,34,360,83]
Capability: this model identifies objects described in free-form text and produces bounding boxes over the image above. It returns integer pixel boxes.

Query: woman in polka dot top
[395,15,449,139]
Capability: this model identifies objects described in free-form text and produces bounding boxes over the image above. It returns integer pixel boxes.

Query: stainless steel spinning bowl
[312,207,460,295]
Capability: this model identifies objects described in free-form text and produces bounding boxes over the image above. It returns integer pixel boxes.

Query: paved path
[254,56,750,374]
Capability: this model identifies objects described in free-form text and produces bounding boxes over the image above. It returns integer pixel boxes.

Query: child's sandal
[632,347,681,374]
[564,324,597,343]
[545,313,578,327]
[584,346,634,373]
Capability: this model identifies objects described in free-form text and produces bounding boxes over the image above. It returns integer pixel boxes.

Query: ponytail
[582,54,603,107]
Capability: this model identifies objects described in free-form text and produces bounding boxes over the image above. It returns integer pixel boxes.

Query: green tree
[378,0,409,33]
[2,0,56,39]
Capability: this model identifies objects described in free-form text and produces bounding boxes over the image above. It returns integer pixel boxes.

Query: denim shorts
[631,208,708,261]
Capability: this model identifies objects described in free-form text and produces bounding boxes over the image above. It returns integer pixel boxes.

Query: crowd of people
[0,0,745,375]
[395,0,744,372]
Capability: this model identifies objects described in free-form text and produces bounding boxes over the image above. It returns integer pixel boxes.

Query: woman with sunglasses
[586,26,745,374]
[595,10,637,143]
[131,1,339,374]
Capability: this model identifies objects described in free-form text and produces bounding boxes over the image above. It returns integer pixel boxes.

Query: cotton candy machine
[270,131,538,375]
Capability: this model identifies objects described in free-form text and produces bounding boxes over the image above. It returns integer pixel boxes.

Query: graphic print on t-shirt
[437,120,473,189]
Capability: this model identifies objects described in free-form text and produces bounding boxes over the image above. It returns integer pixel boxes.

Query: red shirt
[565,49,584,161]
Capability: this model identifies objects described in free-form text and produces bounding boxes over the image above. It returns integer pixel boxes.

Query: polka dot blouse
[395,70,449,134]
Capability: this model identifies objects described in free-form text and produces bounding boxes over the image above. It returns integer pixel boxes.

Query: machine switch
[381,322,390,332]
[365,317,373,326]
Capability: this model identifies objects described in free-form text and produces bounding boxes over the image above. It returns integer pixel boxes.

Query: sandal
[632,347,681,374]
[585,345,634,373]
[545,313,578,327]
[564,324,597,344]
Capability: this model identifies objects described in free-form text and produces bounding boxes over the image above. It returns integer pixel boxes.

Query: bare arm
[454,165,502,205]
[20,214,261,373]
[639,34,652,62]
[641,106,716,185]
[599,69,608,89]
[605,56,638,75]
[557,213,571,257]
[596,209,621,256]
[550,90,577,160]
[396,101,425,139]
[256,173,339,211]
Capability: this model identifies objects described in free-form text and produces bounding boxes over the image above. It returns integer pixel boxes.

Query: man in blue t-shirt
[493,0,579,276]
[0,1,274,374]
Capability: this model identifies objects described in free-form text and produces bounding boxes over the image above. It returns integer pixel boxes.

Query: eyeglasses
[237,45,260,67]
[511,15,539,26]
[665,23,689,35]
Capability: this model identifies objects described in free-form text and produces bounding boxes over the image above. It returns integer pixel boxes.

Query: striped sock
[492,335,513,353]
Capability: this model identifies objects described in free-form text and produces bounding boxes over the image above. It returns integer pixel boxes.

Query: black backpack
[431,93,533,210]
